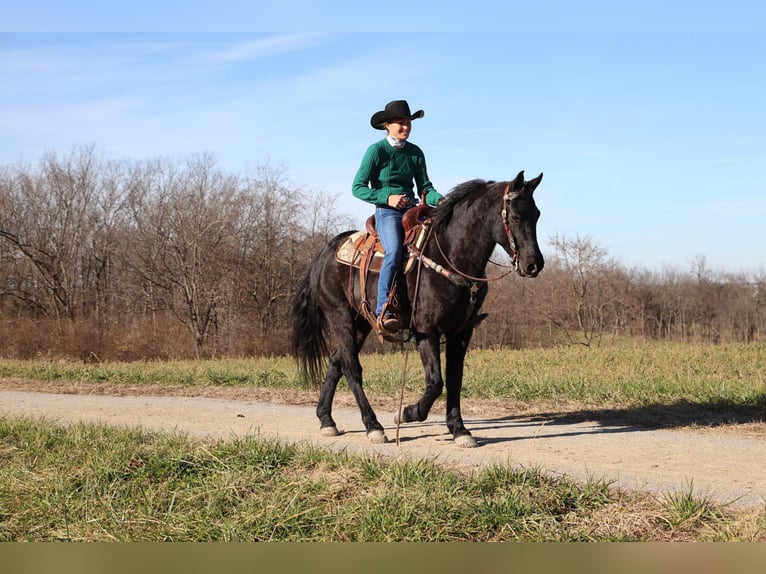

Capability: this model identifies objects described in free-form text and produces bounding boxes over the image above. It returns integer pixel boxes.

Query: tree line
[476,237,765,349]
[1,146,763,360]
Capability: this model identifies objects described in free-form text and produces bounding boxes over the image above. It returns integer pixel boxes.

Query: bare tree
[126,155,241,357]
[0,145,127,337]
[238,164,336,338]
[547,234,623,347]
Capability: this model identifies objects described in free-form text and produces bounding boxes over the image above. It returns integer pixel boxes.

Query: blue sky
[2,3,766,274]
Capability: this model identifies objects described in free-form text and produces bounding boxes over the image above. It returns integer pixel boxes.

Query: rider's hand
[387,194,411,209]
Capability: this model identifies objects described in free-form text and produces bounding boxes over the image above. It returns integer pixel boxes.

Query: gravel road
[2,389,764,509]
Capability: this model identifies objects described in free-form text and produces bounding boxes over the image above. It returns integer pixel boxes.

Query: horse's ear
[527,172,543,193]
[512,170,525,192]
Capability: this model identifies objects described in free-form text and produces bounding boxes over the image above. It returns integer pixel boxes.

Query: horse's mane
[431,179,493,231]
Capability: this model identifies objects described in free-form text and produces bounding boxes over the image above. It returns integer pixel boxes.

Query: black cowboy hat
[370,100,425,129]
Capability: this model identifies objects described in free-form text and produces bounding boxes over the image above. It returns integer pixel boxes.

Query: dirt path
[2,387,765,509]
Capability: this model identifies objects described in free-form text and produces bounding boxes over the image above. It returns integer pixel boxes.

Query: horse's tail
[290,257,330,386]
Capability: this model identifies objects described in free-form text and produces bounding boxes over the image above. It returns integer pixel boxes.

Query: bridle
[500,183,522,271]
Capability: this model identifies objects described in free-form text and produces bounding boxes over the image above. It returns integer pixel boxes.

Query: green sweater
[352,139,443,207]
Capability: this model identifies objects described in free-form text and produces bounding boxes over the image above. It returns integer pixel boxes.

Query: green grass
[660,483,722,530]
[2,339,765,540]
[2,416,763,542]
[0,356,304,389]
[2,340,764,427]
[459,340,766,405]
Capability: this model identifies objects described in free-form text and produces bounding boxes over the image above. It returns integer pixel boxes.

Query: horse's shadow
[522,394,766,428]
[430,394,766,447]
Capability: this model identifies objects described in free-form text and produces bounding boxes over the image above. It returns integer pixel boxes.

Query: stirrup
[377,313,402,332]
[374,314,408,344]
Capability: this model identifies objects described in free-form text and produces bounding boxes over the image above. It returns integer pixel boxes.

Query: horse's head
[502,171,544,278]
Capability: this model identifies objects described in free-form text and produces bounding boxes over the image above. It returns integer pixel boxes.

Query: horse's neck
[436,205,498,277]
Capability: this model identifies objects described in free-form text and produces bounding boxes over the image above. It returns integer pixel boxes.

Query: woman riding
[352,100,444,333]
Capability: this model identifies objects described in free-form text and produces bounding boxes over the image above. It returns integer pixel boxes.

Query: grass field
[1,339,765,541]
[1,339,764,427]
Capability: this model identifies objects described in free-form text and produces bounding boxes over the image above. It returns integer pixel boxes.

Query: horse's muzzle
[518,255,544,278]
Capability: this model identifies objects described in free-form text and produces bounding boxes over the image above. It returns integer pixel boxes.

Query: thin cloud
[713,155,766,166]
[205,33,327,63]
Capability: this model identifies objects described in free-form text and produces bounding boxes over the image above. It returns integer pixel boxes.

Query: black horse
[291,171,544,447]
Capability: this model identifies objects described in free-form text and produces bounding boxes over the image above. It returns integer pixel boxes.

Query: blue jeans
[375,206,405,316]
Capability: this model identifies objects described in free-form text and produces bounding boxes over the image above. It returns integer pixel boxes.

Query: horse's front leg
[397,335,443,424]
[444,332,478,448]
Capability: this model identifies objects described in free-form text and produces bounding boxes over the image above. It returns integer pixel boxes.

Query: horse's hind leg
[317,315,385,443]
[344,321,386,443]
[316,351,344,436]
[342,346,387,443]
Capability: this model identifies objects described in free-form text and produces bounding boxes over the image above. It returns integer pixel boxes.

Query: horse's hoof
[455,434,478,448]
[367,429,388,444]
[320,425,340,437]
[394,406,418,424]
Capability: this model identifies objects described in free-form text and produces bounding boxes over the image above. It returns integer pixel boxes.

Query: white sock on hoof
[320,426,340,437]
[455,434,478,448]
[367,429,388,444]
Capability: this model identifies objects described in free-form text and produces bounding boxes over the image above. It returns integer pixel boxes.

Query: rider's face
[385,119,411,141]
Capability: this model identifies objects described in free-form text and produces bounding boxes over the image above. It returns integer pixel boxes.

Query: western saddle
[335,205,434,341]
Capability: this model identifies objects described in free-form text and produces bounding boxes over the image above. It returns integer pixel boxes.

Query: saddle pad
[335,231,384,273]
